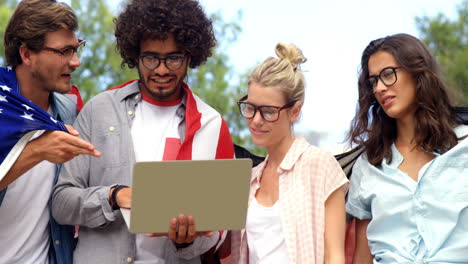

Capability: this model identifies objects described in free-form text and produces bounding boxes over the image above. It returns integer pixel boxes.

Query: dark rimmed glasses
[367,66,402,89]
[237,95,297,122]
[41,39,86,60]
[140,53,187,71]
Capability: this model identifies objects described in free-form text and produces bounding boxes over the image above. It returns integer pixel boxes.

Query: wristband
[111,185,129,210]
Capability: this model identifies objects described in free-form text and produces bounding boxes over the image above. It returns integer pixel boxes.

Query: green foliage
[0,1,263,155]
[416,0,468,105]
[70,0,137,102]
[0,0,16,8]
[189,11,266,156]
[0,0,15,65]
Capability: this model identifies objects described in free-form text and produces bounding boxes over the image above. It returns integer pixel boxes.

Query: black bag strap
[455,107,468,125]
[234,144,265,167]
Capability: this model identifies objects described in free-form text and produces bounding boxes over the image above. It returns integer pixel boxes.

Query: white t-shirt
[131,96,186,264]
[131,97,183,162]
[246,197,289,264]
[0,130,54,264]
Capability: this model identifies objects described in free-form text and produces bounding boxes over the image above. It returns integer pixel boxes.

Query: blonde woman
[230,43,349,264]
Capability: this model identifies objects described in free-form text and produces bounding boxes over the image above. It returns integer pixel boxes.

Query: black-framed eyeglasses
[367,66,402,89]
[140,53,186,71]
[41,39,86,59]
[237,95,297,122]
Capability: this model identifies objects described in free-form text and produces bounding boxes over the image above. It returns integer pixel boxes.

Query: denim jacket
[0,91,77,264]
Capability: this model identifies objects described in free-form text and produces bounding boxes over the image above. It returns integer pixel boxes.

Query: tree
[416,0,468,105]
[0,0,15,65]
[0,0,262,154]
[189,11,266,155]
[71,0,137,102]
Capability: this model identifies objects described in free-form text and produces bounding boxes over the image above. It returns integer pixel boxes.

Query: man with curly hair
[51,0,235,263]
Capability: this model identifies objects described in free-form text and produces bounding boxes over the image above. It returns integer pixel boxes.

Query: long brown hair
[348,33,461,166]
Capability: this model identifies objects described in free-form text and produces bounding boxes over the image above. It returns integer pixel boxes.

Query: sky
[197,0,464,152]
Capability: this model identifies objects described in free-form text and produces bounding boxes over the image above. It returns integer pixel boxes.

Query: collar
[110,79,141,103]
[250,158,267,184]
[141,90,183,106]
[110,80,202,160]
[387,144,404,168]
[250,137,310,184]
[278,137,310,171]
[387,143,441,168]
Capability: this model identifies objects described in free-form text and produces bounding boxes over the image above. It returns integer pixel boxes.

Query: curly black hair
[114,0,216,69]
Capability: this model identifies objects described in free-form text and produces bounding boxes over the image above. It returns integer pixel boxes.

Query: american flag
[0,66,67,180]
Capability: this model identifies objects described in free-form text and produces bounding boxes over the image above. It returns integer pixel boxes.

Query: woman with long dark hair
[346,33,468,263]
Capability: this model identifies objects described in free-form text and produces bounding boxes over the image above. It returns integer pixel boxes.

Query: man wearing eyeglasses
[52,0,235,263]
[0,1,100,264]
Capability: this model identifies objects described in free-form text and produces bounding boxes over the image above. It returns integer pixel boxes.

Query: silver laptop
[122,159,252,233]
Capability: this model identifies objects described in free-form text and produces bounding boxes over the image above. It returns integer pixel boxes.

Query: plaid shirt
[230,137,348,264]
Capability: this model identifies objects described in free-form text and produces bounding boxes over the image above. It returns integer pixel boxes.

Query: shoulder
[182,83,223,123]
[352,152,372,172]
[86,80,139,107]
[190,92,222,119]
[349,152,375,184]
[454,124,468,139]
[299,140,337,166]
[441,125,468,157]
[283,138,341,175]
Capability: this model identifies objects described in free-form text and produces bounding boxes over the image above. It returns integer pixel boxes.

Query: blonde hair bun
[275,42,307,70]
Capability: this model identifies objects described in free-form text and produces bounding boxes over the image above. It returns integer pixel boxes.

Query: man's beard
[137,69,186,101]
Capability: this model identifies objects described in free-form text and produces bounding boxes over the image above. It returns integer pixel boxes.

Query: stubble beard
[31,69,71,94]
[137,69,186,101]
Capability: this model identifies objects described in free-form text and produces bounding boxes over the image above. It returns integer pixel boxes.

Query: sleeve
[215,118,234,159]
[345,156,372,220]
[51,100,117,228]
[322,150,349,201]
[228,230,242,264]
[169,232,220,259]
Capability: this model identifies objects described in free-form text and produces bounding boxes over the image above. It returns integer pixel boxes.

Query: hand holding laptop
[112,186,214,243]
[146,214,215,244]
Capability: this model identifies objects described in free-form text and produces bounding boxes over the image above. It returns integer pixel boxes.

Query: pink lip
[250,127,268,135]
[61,74,71,80]
[380,95,395,107]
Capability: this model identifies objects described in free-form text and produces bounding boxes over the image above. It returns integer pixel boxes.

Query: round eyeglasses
[40,39,86,60]
[140,54,186,71]
[237,95,297,122]
[367,66,401,89]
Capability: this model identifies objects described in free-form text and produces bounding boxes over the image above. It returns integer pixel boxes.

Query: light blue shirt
[346,125,468,264]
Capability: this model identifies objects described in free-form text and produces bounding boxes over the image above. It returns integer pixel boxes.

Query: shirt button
[128,110,133,116]
[109,126,115,132]
[127,257,133,262]
[55,240,60,245]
